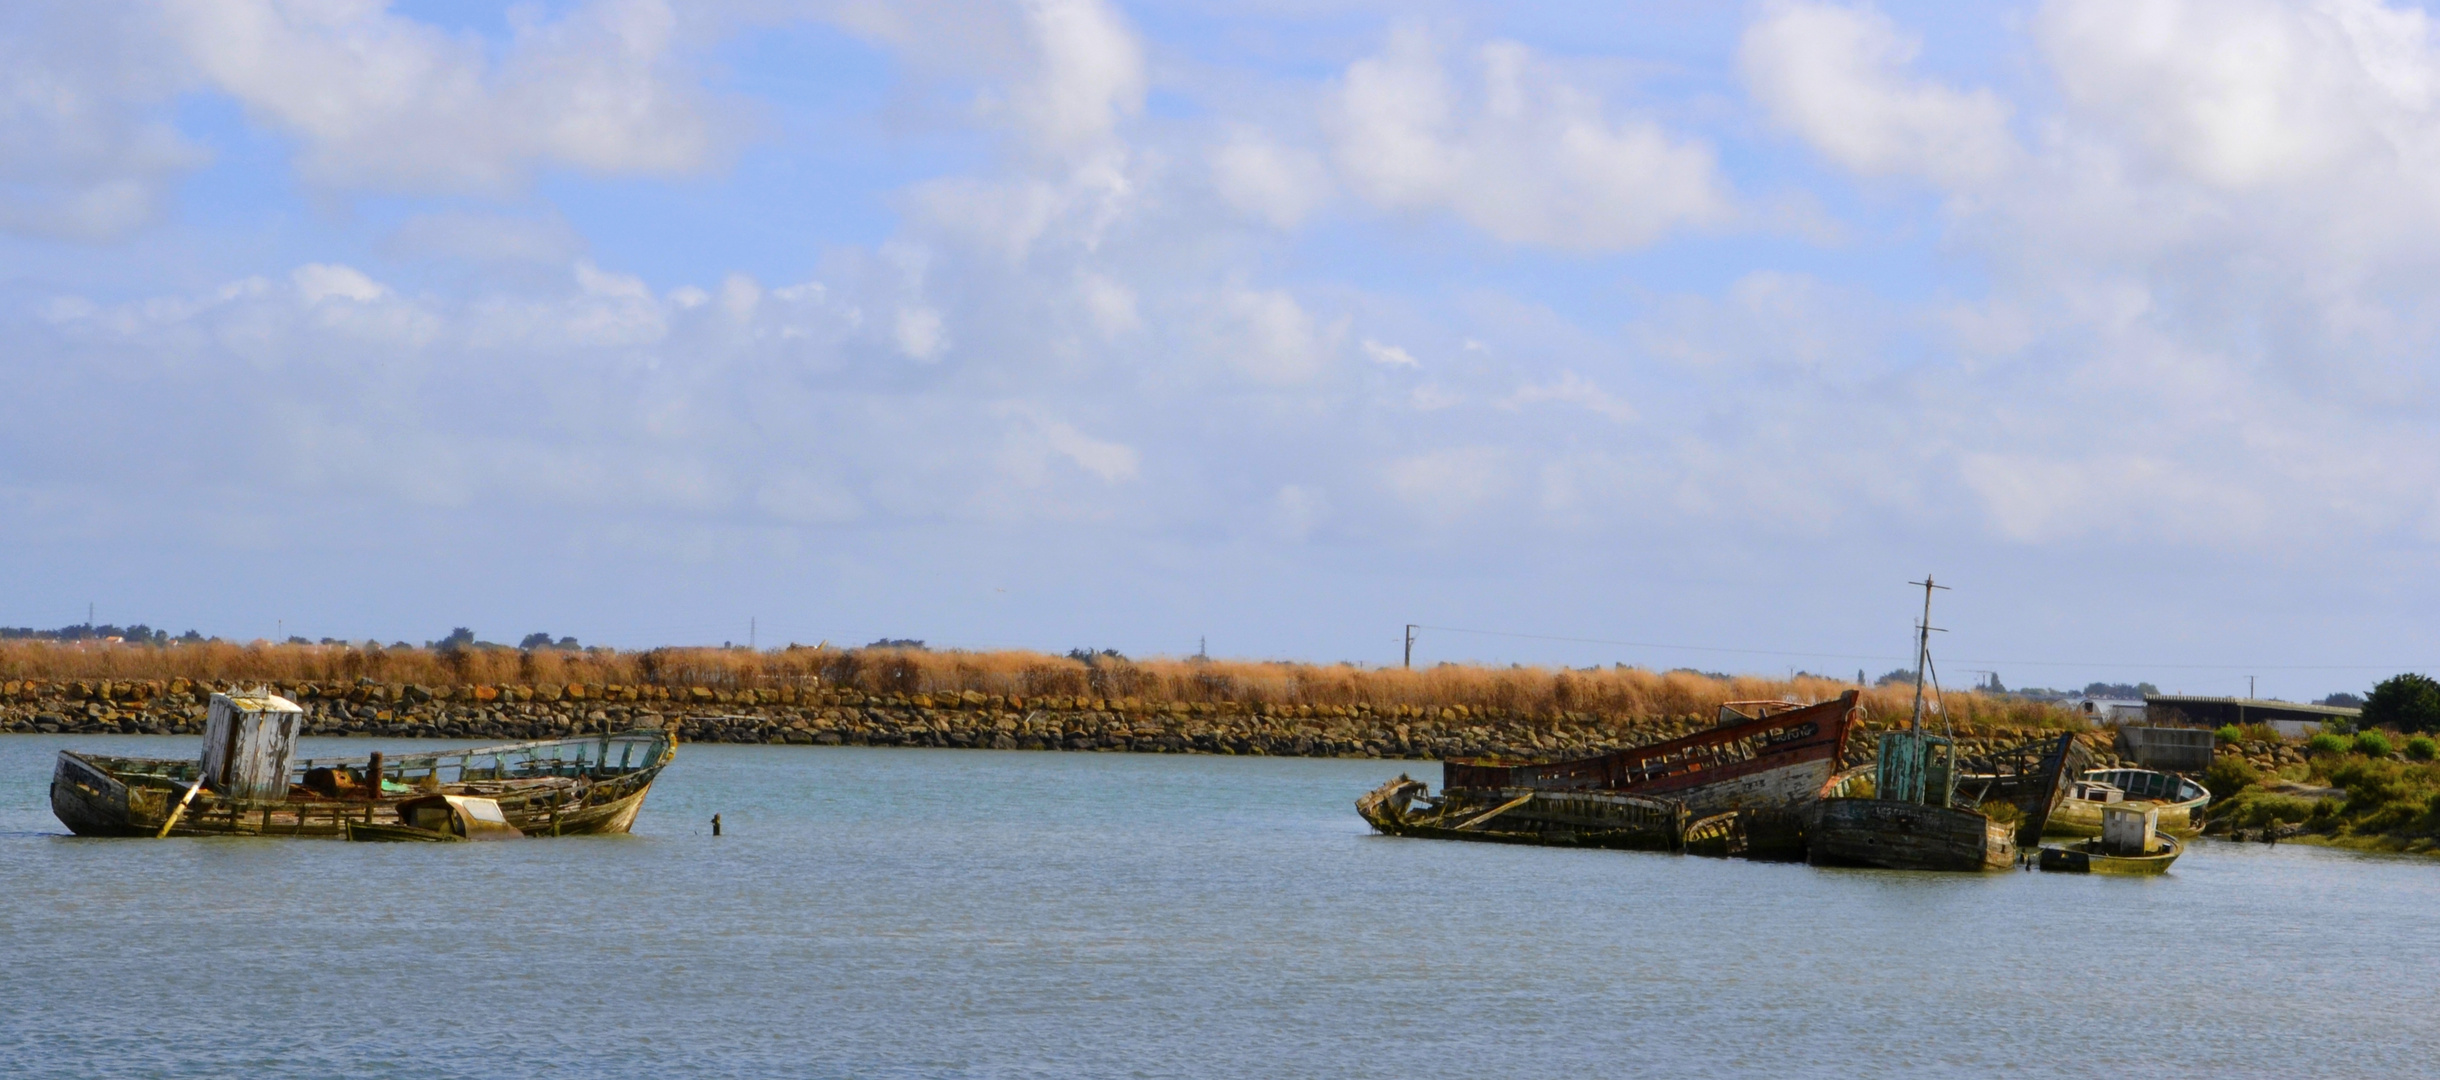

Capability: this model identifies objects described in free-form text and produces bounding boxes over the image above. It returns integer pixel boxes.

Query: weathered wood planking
[1808,797,2016,872]
[199,691,304,803]
[50,730,673,839]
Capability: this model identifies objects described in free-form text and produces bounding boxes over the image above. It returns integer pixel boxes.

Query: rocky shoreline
[1,677,2118,766]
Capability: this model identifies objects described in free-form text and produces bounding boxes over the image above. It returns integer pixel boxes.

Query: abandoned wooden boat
[1809,720,2018,871]
[51,690,674,838]
[1808,578,2017,873]
[1433,691,1860,858]
[2039,804,2183,874]
[346,794,523,842]
[2044,767,2210,838]
[1357,774,1687,851]
[1957,731,2091,848]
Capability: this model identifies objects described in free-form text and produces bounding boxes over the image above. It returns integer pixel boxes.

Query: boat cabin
[2101,805,2161,857]
[2071,780,2125,804]
[396,795,523,841]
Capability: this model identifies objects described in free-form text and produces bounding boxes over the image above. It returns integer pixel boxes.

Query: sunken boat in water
[2039,804,2183,874]
[50,689,674,839]
[1356,691,1862,857]
[2045,768,2209,838]
[1807,578,2034,873]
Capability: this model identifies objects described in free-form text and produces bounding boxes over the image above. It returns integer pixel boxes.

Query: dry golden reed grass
[0,640,2085,729]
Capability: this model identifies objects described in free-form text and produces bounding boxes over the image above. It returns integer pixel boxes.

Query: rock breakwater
[0,677,2114,766]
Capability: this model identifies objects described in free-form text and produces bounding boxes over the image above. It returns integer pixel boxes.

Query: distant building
[2073,698,2149,725]
[2143,695,2361,736]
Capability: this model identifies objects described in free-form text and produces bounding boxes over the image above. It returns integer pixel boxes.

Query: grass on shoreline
[0,639,2085,728]
[2211,748,2440,854]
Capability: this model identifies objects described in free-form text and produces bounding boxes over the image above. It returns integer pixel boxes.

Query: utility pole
[1404,624,1417,670]
[1906,576,1948,733]
[750,617,756,651]
[1198,636,1207,660]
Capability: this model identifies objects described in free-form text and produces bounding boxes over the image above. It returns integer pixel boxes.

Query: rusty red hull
[1442,691,1858,818]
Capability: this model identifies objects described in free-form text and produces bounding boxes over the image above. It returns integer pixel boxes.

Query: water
[4,734,2437,1079]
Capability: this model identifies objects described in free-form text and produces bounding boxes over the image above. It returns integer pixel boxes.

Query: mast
[1907,576,1947,733]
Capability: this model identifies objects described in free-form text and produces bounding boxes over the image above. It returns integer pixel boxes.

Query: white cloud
[1207,286,1330,384]
[160,0,729,193]
[1502,371,1635,422]
[1038,417,1139,482]
[1004,0,1144,155]
[1077,272,1140,339]
[1210,128,1332,229]
[895,307,948,361]
[1741,1,2018,187]
[2035,0,2440,189]
[1383,446,1508,524]
[1362,339,1418,367]
[0,8,205,240]
[1332,25,1731,250]
[291,264,388,305]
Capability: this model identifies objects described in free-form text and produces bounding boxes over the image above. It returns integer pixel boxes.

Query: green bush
[2363,673,2440,734]
[2215,724,2242,744]
[2203,754,2263,802]
[2356,731,2395,758]
[2408,736,2438,762]
[2308,732,2350,756]
[2218,790,2322,829]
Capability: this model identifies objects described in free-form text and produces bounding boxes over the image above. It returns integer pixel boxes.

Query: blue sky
[7,0,2440,699]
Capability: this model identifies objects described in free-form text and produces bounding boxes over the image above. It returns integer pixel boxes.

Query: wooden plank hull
[49,731,671,839]
[1356,777,1686,852]
[1808,797,2016,872]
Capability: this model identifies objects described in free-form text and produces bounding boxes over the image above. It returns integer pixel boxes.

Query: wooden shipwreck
[2045,767,2209,838]
[1356,691,1862,857]
[1807,578,2034,873]
[51,690,674,839]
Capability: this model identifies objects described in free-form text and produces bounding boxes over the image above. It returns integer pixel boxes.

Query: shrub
[2408,736,2439,762]
[2215,724,2242,744]
[2218,790,2321,829]
[2362,673,2440,734]
[2355,731,2395,759]
[2308,732,2350,756]
[2203,754,2263,803]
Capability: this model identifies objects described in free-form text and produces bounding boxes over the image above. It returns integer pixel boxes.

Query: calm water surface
[3,735,2436,1078]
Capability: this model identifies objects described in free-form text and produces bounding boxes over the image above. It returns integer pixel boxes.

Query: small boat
[1808,577,2017,873]
[346,794,523,842]
[2044,768,2210,838]
[1356,775,1686,851]
[50,689,674,839]
[2038,804,2183,874]
[2037,834,2183,874]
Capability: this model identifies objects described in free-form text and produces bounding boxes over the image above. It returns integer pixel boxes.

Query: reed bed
[0,640,2084,728]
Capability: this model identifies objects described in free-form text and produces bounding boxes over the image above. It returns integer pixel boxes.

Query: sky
[6,0,2440,699]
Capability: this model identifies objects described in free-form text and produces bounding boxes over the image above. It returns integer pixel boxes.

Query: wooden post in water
[365,751,384,799]
[712,813,723,836]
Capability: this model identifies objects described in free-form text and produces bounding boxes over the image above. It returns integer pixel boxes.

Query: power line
[1404,622,2429,672]
[1407,624,1901,663]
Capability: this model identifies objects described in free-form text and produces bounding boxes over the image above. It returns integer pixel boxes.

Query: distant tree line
[0,623,200,645]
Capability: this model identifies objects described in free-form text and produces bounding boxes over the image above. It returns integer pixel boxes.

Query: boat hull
[49,731,671,839]
[1437,692,1858,858]
[2038,835,2182,875]
[1356,777,1686,852]
[1809,797,2016,872]
[2044,769,2210,838]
